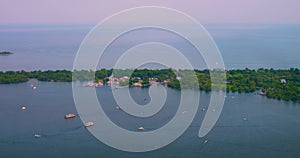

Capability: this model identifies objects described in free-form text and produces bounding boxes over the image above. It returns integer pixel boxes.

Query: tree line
[0,68,299,102]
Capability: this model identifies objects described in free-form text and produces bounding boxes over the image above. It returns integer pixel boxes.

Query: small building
[176,76,182,80]
[280,79,287,84]
[120,76,129,80]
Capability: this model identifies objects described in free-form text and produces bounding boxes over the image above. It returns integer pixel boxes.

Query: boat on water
[34,134,41,138]
[85,121,94,127]
[204,139,208,144]
[21,106,27,110]
[64,113,76,119]
[138,126,144,131]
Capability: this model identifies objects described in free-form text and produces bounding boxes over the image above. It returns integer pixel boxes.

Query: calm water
[0,24,300,157]
[0,80,299,158]
[0,24,300,70]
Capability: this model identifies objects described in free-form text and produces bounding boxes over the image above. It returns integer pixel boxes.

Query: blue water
[0,80,299,157]
[0,24,300,157]
[0,24,299,70]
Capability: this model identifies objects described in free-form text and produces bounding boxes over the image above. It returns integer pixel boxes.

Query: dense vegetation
[0,68,299,102]
[0,71,28,83]
[0,51,13,55]
[225,68,298,101]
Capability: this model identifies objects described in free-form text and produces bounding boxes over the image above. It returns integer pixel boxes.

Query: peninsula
[0,68,299,102]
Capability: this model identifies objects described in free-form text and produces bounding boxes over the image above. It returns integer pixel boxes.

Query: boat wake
[41,125,84,138]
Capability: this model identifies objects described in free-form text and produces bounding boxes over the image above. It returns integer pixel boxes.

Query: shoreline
[0,68,299,102]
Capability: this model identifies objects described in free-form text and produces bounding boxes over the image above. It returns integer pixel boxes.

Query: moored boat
[34,134,41,138]
[85,121,94,127]
[65,113,76,119]
[258,91,266,96]
[138,126,144,131]
[204,139,208,144]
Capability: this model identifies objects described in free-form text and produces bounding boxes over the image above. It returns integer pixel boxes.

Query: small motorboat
[34,134,41,138]
[33,86,37,90]
[85,121,94,127]
[138,126,144,131]
[21,106,27,110]
[65,113,76,119]
[204,139,208,144]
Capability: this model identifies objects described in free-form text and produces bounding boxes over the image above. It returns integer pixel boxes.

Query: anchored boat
[65,113,76,119]
[85,121,94,127]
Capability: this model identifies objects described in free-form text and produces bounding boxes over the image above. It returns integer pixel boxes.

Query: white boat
[138,126,144,131]
[64,113,76,119]
[21,106,27,110]
[204,139,208,144]
[34,134,41,138]
[85,121,94,127]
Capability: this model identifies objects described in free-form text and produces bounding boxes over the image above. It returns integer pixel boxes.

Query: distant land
[0,68,299,102]
[0,51,14,55]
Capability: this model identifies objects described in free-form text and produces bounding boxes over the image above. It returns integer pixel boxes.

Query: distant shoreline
[0,68,299,102]
[0,51,14,55]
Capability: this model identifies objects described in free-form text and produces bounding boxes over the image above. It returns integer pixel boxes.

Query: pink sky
[1,0,299,24]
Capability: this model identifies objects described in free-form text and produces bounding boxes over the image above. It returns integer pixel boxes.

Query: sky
[0,0,299,24]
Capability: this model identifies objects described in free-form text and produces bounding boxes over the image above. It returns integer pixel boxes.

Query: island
[0,68,299,102]
[0,51,14,55]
